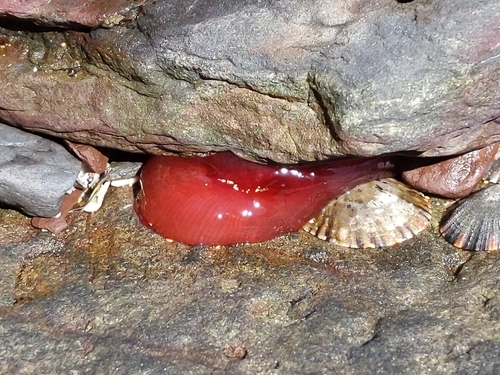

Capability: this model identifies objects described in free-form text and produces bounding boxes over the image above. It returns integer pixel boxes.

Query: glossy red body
[134,152,396,245]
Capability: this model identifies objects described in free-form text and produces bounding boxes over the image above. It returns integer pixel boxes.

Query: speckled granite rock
[0,123,81,217]
[1,183,500,374]
[0,0,499,162]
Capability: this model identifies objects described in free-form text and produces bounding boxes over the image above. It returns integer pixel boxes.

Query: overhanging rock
[0,0,499,163]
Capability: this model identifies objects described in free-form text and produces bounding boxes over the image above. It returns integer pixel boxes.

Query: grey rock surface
[0,185,500,374]
[0,0,499,162]
[0,123,81,217]
[108,161,143,182]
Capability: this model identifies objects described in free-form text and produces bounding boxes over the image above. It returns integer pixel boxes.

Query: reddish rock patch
[402,143,499,199]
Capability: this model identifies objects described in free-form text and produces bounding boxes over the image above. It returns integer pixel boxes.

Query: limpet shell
[440,183,500,251]
[303,178,432,248]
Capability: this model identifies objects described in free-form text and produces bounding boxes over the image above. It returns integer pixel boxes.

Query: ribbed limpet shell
[303,178,432,248]
[440,183,500,251]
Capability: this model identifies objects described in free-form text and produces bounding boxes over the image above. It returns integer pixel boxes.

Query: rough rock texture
[0,123,81,217]
[0,0,499,162]
[0,0,145,28]
[2,181,500,374]
[108,161,142,181]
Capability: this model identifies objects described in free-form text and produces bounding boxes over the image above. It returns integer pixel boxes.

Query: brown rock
[402,143,499,199]
[0,0,145,28]
[67,142,108,174]
[31,188,84,234]
[1,1,500,163]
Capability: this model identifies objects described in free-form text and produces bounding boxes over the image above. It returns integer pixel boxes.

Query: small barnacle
[101,14,125,28]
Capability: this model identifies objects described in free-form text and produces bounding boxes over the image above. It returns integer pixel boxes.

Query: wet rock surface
[0,123,81,217]
[403,143,499,199]
[1,0,500,373]
[0,0,499,162]
[0,0,145,29]
[1,183,500,373]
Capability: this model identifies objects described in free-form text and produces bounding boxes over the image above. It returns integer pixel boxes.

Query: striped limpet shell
[440,183,500,251]
[302,178,432,248]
